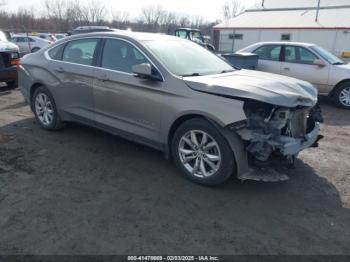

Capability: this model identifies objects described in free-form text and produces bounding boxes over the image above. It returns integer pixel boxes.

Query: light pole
[315,0,321,22]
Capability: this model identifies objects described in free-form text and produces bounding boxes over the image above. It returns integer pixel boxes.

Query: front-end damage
[229,100,323,182]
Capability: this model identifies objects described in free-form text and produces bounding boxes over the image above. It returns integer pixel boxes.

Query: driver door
[280,45,330,93]
[93,38,164,145]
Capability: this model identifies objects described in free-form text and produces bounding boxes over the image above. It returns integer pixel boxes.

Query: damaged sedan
[18,32,322,185]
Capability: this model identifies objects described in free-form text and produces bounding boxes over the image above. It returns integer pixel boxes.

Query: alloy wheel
[178,130,221,178]
[339,87,350,107]
[35,93,54,126]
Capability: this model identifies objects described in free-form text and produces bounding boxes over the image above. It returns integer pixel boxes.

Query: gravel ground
[0,87,350,255]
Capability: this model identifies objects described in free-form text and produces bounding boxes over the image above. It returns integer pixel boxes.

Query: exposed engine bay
[230,100,323,182]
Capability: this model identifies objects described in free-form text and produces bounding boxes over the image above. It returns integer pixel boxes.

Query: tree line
[0,0,246,35]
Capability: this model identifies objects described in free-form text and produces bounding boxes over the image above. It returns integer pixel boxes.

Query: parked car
[18,32,322,185]
[0,30,20,88]
[238,42,350,109]
[34,33,57,42]
[54,33,68,40]
[68,26,114,35]
[174,28,215,52]
[11,35,52,53]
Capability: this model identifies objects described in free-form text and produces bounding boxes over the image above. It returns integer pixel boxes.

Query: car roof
[251,41,316,47]
[64,31,182,42]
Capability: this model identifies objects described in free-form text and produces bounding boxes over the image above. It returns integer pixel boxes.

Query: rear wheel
[171,118,235,185]
[333,82,350,109]
[32,86,64,130]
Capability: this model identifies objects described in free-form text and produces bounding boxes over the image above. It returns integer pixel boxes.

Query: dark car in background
[0,30,20,88]
[68,26,114,35]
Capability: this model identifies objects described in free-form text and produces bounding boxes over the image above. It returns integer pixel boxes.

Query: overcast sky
[2,0,260,21]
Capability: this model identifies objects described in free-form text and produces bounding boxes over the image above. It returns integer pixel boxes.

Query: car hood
[0,41,19,52]
[184,69,318,108]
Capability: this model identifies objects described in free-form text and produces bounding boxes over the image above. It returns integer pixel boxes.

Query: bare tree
[190,16,204,28]
[141,5,165,28]
[82,0,107,25]
[222,0,245,20]
[112,10,130,24]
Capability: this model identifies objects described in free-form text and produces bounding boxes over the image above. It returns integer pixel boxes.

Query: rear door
[47,38,100,122]
[280,45,330,93]
[93,38,164,145]
[252,44,282,75]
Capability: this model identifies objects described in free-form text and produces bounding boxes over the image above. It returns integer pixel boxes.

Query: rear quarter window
[48,44,65,60]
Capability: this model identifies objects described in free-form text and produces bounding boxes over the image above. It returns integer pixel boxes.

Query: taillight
[11,58,19,67]
[16,59,21,70]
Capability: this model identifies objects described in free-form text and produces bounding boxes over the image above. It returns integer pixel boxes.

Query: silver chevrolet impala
[18,32,323,185]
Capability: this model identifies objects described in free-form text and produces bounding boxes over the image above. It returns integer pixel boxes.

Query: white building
[213,2,350,58]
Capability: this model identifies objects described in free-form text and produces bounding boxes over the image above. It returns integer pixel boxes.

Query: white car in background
[54,33,67,40]
[238,42,350,109]
[10,35,52,53]
[35,33,57,42]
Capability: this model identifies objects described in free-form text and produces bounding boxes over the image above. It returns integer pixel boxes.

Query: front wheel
[333,83,350,109]
[171,118,235,185]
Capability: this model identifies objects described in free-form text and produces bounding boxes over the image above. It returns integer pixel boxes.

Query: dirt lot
[0,87,350,255]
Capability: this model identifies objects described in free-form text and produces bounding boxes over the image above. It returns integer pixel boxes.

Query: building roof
[254,0,350,9]
[214,5,350,29]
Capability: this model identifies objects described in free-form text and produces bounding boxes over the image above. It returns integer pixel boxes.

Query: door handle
[97,74,110,82]
[283,67,290,71]
[55,67,65,73]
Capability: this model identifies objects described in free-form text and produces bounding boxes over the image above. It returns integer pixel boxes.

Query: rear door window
[62,38,98,66]
[253,45,282,61]
[15,37,27,43]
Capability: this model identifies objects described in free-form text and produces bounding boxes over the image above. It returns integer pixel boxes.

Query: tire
[333,82,350,109]
[31,47,40,53]
[171,118,235,185]
[31,86,64,130]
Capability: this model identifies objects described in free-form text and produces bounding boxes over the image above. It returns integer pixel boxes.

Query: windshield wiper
[181,73,201,77]
[333,62,345,65]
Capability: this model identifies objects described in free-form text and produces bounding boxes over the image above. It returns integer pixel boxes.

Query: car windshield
[144,39,234,77]
[310,45,345,65]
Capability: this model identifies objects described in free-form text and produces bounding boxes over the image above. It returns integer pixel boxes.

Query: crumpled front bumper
[234,122,322,182]
[278,122,321,156]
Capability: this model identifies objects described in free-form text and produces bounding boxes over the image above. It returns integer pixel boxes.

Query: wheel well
[166,114,206,159]
[329,79,350,97]
[29,83,44,109]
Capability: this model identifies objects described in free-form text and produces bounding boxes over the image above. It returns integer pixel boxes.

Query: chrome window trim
[44,36,165,81]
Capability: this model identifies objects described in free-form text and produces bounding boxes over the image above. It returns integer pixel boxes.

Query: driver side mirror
[313,59,326,67]
[132,63,162,81]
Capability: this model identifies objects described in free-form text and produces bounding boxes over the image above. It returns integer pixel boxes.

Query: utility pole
[315,0,321,22]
